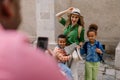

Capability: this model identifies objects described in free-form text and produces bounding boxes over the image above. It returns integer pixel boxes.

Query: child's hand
[69,54,72,59]
[76,45,80,49]
[96,48,102,54]
[79,42,83,48]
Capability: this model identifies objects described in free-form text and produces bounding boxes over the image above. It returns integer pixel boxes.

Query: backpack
[78,26,82,38]
[83,41,105,63]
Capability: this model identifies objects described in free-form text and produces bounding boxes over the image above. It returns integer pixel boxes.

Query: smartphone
[37,37,48,51]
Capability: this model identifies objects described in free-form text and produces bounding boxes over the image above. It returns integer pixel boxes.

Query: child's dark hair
[87,24,98,36]
[58,34,67,39]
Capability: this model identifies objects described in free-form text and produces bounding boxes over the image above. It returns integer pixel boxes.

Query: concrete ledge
[48,42,57,50]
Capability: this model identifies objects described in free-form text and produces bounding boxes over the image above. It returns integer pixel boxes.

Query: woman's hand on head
[66,7,74,13]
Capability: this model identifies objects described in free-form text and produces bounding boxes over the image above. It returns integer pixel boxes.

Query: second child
[53,34,73,80]
[80,24,104,80]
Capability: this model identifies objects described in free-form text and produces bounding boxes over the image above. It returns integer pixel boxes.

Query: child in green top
[56,7,85,46]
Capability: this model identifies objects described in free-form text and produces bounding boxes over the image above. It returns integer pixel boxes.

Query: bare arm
[56,7,74,21]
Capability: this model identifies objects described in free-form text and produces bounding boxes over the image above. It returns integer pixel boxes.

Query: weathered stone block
[116,70,120,79]
[105,69,115,76]
[115,42,120,69]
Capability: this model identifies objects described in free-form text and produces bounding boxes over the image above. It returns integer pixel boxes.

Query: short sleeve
[59,17,66,26]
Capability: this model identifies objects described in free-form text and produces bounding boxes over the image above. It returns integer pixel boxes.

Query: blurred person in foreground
[0,0,67,80]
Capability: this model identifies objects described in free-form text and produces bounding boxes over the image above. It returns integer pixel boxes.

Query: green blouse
[59,17,85,45]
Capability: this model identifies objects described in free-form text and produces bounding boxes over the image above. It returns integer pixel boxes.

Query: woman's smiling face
[71,14,79,25]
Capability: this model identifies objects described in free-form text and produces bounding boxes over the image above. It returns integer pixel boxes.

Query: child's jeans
[58,63,73,80]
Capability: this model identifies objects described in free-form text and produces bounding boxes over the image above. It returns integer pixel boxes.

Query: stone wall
[54,0,71,41]
[55,0,120,54]
[73,0,120,54]
[19,0,36,42]
[36,0,55,45]
[19,0,120,53]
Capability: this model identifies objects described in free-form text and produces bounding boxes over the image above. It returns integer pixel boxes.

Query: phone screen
[37,37,48,50]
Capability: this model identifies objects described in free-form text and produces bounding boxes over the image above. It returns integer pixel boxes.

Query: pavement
[70,53,120,80]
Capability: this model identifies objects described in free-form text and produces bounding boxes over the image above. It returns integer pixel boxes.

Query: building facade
[19,0,120,54]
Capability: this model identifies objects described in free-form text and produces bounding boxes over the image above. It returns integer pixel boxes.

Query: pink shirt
[0,25,67,80]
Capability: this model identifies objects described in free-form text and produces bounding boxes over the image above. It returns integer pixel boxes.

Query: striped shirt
[53,46,71,63]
